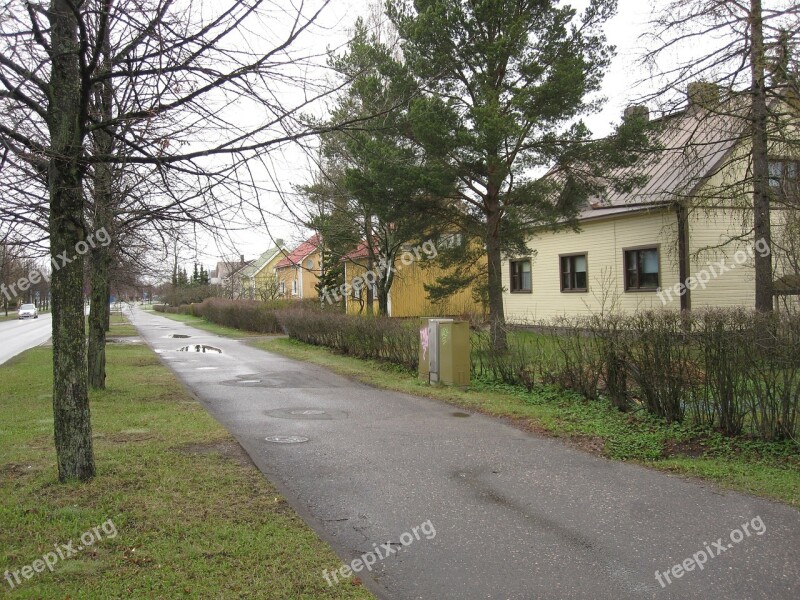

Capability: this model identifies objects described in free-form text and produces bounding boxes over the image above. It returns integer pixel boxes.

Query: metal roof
[580,102,748,220]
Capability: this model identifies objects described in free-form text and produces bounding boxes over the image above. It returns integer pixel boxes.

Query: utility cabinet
[419,318,470,387]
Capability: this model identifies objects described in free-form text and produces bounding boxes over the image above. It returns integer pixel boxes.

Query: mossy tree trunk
[88,23,114,390]
[47,0,95,481]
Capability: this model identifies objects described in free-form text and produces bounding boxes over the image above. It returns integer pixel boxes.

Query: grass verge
[0,325,374,599]
[252,337,800,509]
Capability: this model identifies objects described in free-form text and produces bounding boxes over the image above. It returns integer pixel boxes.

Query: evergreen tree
[385,0,652,349]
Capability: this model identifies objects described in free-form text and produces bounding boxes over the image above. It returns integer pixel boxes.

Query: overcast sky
[187,0,683,272]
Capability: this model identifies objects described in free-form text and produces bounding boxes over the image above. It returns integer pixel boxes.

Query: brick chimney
[623,104,650,122]
[687,82,720,110]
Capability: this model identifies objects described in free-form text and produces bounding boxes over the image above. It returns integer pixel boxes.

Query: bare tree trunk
[89,22,114,390]
[88,247,110,388]
[48,0,95,481]
[377,285,389,315]
[750,0,773,312]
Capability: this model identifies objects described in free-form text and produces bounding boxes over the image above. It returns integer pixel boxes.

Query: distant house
[274,235,322,300]
[502,84,799,321]
[235,244,288,300]
[341,235,485,317]
[209,257,248,286]
[210,256,254,299]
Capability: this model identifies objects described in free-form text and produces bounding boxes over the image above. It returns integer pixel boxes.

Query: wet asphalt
[129,308,799,600]
[0,313,52,365]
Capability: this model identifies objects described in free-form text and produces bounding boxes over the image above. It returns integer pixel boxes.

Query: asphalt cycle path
[131,307,800,600]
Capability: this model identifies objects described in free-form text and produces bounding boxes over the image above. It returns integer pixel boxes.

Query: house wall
[681,127,799,309]
[301,251,321,298]
[275,266,296,298]
[275,251,321,300]
[685,208,757,308]
[252,252,284,289]
[503,117,800,320]
[502,209,683,321]
[343,258,483,317]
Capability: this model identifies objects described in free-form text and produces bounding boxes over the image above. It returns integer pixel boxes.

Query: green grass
[252,337,800,509]
[107,313,138,337]
[153,311,268,339]
[0,326,374,598]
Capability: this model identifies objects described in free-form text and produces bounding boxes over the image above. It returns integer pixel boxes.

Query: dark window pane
[511,260,530,291]
[641,249,659,274]
[575,271,587,290]
[640,272,659,288]
[769,161,782,189]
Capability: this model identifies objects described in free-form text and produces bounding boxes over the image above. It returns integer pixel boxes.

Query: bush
[472,309,800,442]
[156,298,318,333]
[277,309,419,370]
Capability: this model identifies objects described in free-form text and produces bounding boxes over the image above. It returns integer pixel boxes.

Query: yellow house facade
[236,245,288,300]
[503,89,799,321]
[342,239,486,317]
[274,235,322,300]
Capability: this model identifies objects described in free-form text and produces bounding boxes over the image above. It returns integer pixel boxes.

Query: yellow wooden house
[341,238,485,317]
[275,235,322,300]
[502,85,800,321]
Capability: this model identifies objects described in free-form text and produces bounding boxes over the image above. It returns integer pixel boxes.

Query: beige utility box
[419,318,470,387]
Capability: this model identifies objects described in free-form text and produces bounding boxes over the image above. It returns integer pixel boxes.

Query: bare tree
[641,0,800,312]
[0,0,343,481]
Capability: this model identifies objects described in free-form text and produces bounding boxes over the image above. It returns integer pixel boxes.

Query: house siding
[503,209,683,321]
[685,208,757,308]
[276,250,321,301]
[344,259,483,317]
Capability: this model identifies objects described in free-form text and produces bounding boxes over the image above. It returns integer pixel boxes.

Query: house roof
[227,261,254,279]
[239,246,284,279]
[275,234,321,269]
[214,259,253,279]
[342,241,373,261]
[577,99,748,220]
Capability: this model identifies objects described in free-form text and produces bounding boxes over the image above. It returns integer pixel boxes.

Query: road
[0,313,52,366]
[130,307,800,600]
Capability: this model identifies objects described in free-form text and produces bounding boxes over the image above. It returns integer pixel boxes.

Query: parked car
[18,304,38,319]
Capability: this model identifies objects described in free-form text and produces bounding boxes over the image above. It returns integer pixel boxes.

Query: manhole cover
[265,436,309,444]
[291,409,325,415]
[178,345,222,354]
[451,412,471,418]
[168,334,191,339]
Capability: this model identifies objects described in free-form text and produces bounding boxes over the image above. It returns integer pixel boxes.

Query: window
[291,280,298,296]
[560,254,588,292]
[279,281,285,295]
[768,159,799,201]
[510,259,532,293]
[306,258,314,269]
[624,247,659,291]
